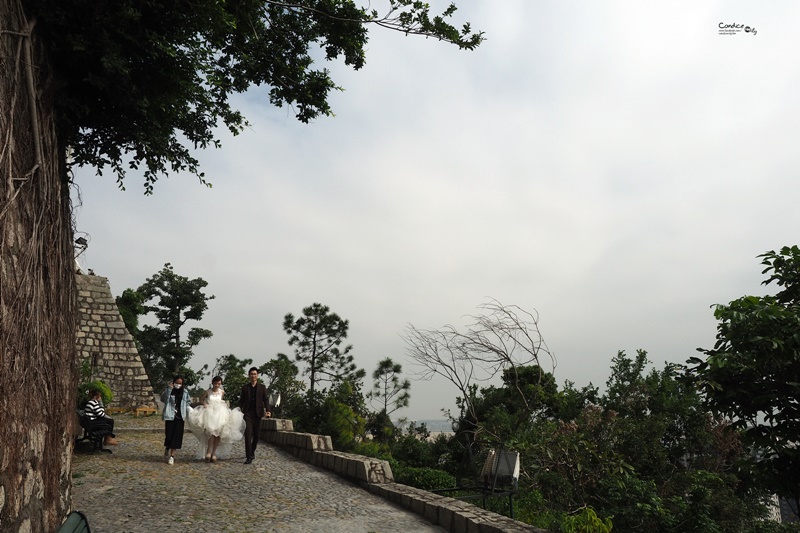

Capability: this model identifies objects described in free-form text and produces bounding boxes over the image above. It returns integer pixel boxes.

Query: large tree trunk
[1,1,77,530]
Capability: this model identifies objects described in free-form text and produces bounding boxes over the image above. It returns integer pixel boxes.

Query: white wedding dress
[187,388,246,460]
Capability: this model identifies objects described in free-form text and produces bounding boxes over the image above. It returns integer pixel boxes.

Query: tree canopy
[689,245,800,514]
[24,0,483,192]
[283,302,364,395]
[367,357,411,415]
[118,263,214,387]
[259,353,306,414]
[434,351,774,532]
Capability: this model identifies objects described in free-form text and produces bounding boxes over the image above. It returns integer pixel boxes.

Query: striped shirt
[85,399,106,420]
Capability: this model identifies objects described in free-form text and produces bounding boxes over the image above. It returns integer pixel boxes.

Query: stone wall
[76,274,155,409]
[259,419,549,533]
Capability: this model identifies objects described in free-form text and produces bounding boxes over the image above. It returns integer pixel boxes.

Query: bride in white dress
[187,376,245,462]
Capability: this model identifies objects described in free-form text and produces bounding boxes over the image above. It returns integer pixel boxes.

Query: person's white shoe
[167,456,174,465]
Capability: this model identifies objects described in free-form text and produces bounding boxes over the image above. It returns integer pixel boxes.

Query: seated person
[85,389,115,438]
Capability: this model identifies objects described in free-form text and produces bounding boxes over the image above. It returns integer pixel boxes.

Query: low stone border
[259,419,548,533]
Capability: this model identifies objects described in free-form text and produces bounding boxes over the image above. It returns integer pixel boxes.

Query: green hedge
[390,460,456,491]
[77,380,113,408]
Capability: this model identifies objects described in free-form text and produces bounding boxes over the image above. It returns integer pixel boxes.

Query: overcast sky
[70,1,800,421]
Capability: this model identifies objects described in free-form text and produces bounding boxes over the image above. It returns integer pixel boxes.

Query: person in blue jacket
[161,375,191,464]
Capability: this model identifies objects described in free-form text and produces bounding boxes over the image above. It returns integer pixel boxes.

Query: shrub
[351,440,389,459]
[390,460,456,491]
[515,490,613,533]
[560,507,613,533]
[747,521,800,533]
[77,380,113,408]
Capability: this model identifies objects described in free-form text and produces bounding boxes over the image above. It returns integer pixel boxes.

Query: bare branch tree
[458,299,556,413]
[404,299,555,433]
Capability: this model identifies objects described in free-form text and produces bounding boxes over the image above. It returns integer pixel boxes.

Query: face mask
[174,384,182,389]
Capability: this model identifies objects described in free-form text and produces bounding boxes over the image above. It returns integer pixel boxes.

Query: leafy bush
[595,474,667,531]
[391,431,435,467]
[516,490,612,533]
[515,489,562,530]
[747,521,800,533]
[351,440,389,459]
[560,507,613,533]
[77,380,112,408]
[390,459,456,491]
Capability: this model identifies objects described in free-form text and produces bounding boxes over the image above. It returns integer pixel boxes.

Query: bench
[76,410,113,453]
[133,405,157,417]
[58,510,91,533]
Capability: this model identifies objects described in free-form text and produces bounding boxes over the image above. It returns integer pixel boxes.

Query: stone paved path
[71,422,446,533]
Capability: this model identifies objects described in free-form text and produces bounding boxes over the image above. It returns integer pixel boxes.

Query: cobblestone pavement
[71,417,446,533]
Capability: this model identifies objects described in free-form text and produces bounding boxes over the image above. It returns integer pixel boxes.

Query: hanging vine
[1,0,78,529]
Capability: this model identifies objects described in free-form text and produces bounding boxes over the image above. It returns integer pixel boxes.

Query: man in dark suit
[239,366,271,464]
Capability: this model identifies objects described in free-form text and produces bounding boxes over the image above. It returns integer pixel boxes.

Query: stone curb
[259,419,549,533]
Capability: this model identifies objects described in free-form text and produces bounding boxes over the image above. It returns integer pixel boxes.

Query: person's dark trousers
[244,412,262,460]
[91,417,115,436]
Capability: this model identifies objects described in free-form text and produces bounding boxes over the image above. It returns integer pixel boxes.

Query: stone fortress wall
[259,419,547,533]
[76,274,156,409]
